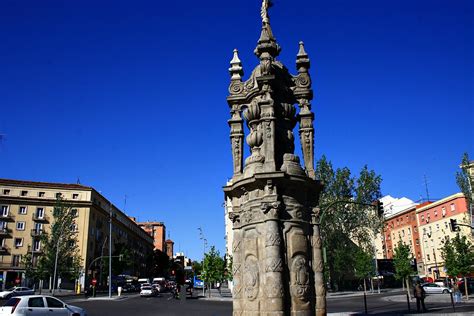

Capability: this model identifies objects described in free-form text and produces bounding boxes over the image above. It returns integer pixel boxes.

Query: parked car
[422,283,451,294]
[0,295,86,316]
[0,287,35,299]
[140,286,158,297]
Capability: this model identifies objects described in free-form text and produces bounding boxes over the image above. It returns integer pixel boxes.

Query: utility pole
[109,203,113,298]
[198,227,207,297]
[424,174,431,202]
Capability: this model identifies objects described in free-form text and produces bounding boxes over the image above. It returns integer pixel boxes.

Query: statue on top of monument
[260,0,273,26]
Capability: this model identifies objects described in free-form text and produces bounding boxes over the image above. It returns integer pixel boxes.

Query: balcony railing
[0,246,9,253]
[0,213,14,221]
[31,229,44,237]
[32,213,48,222]
[27,246,43,254]
[0,227,10,235]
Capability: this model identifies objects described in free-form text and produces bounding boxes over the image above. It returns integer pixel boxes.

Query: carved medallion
[243,255,259,300]
[291,255,310,301]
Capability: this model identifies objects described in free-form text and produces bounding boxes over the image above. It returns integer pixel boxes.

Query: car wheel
[442,289,448,294]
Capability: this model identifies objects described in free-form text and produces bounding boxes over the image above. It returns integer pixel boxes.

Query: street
[50,290,474,316]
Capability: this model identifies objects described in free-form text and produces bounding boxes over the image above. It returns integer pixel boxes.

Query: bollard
[450,292,456,312]
[363,291,368,314]
[406,292,411,312]
[118,286,122,297]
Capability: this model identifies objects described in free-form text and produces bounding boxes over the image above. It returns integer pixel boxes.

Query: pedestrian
[413,281,427,313]
[453,282,461,303]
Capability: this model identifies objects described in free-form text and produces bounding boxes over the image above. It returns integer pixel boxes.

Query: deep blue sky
[1,0,472,261]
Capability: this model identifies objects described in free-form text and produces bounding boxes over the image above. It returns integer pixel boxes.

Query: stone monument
[223,1,325,315]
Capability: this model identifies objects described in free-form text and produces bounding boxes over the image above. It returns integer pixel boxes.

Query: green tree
[393,242,414,297]
[354,248,376,293]
[316,155,382,290]
[192,260,203,276]
[32,197,82,289]
[441,233,474,299]
[202,246,225,297]
[456,152,472,212]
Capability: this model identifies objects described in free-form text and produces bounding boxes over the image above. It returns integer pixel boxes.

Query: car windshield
[3,298,20,307]
[142,287,152,290]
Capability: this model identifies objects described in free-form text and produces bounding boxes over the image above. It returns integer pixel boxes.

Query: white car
[140,286,157,297]
[0,295,86,316]
[422,283,451,294]
[0,287,34,299]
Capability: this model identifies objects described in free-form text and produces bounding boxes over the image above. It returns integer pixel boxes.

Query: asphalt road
[8,290,473,315]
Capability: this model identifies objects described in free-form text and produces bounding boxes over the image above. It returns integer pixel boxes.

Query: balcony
[31,229,44,237]
[32,213,48,222]
[0,213,14,221]
[0,246,9,254]
[0,227,10,235]
[27,246,43,254]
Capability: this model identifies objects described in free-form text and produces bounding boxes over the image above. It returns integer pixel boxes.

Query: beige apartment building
[0,179,153,291]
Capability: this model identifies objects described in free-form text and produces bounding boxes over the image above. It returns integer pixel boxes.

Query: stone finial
[296,41,310,73]
[255,1,280,58]
[229,49,243,80]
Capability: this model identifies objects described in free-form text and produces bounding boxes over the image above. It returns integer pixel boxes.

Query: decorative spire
[229,49,243,80]
[255,0,280,58]
[296,41,310,73]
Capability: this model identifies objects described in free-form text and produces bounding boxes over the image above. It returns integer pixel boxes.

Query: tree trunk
[406,278,411,299]
[363,278,367,293]
[464,276,469,301]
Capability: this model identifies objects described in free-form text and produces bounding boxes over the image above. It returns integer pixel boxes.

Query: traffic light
[375,200,384,217]
[449,218,459,232]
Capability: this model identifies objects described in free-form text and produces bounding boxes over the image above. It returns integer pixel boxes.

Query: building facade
[0,179,154,290]
[136,221,166,252]
[416,193,471,279]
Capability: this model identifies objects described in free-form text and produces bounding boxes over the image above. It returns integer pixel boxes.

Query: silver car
[0,287,34,299]
[422,282,451,294]
[0,295,86,316]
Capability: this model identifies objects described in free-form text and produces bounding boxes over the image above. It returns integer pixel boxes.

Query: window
[414,226,418,232]
[436,223,440,231]
[36,208,44,219]
[16,222,25,231]
[434,210,438,217]
[72,194,79,200]
[71,209,78,217]
[46,297,64,308]
[1,206,9,217]
[19,206,27,215]
[56,193,62,198]
[38,192,45,197]
[427,254,430,261]
[28,297,44,307]
[70,224,78,232]
[450,203,455,211]
[408,227,411,235]
[444,221,449,229]
[421,215,424,221]
[12,255,21,267]
[416,239,419,245]
[21,190,28,196]
[442,207,446,216]
[34,223,43,231]
[33,240,41,251]
[14,238,23,248]
[3,189,10,195]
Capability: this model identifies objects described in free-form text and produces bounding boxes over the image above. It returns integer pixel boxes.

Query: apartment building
[0,179,153,290]
[416,193,471,279]
[136,221,166,251]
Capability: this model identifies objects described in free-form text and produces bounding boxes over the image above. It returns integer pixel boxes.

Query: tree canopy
[316,155,382,290]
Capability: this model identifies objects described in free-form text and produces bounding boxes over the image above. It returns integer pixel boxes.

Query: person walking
[453,281,461,303]
[414,281,427,313]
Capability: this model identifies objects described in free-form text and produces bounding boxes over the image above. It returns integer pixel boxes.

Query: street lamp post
[52,221,68,296]
[108,204,113,298]
[198,227,207,297]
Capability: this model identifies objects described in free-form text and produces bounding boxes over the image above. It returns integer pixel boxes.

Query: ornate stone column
[311,208,326,316]
[261,201,284,315]
[229,212,243,316]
